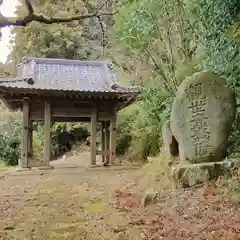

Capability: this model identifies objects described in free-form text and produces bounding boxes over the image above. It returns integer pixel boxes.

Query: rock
[162,120,179,157]
[171,160,237,188]
[171,71,236,163]
[179,143,189,163]
[4,226,15,231]
[142,190,158,207]
[147,157,154,163]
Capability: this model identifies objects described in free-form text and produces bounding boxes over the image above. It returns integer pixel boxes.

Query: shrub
[35,122,90,159]
[187,0,240,153]
[116,81,173,161]
[116,104,139,155]
[0,105,22,166]
[130,85,172,161]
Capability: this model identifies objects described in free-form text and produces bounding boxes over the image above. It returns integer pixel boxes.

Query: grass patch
[216,173,240,208]
[138,151,178,192]
[0,160,7,169]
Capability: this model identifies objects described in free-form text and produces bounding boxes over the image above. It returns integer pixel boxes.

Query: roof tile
[0,57,140,94]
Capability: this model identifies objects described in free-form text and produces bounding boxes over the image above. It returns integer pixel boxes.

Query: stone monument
[169,71,236,188]
[162,120,178,157]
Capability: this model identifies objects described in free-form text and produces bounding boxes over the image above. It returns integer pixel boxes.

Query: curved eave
[117,92,140,111]
[0,85,141,112]
[0,84,139,94]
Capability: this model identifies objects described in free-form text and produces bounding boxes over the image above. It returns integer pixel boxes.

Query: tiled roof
[0,57,140,94]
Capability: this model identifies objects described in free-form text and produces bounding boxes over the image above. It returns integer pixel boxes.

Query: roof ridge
[20,56,112,66]
[0,77,34,85]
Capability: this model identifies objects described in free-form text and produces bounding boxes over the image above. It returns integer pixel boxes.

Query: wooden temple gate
[0,57,140,170]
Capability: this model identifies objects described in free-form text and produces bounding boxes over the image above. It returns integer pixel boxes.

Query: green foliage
[216,159,240,207]
[9,0,115,63]
[0,106,22,165]
[130,84,172,160]
[116,104,139,155]
[187,0,240,152]
[113,0,198,160]
[116,81,173,161]
[36,122,90,159]
[32,132,44,160]
[0,62,13,77]
[114,0,198,93]
[0,113,90,166]
[51,123,90,158]
[113,0,240,160]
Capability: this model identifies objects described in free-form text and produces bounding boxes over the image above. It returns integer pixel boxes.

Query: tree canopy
[8,0,117,64]
[0,0,116,27]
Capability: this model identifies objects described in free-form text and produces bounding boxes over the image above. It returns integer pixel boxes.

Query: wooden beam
[1,90,122,99]
[30,106,111,116]
[52,108,92,117]
[2,94,131,110]
[90,107,97,166]
[109,108,117,165]
[105,121,110,165]
[19,99,30,170]
[30,108,92,118]
[96,150,110,156]
[101,121,105,163]
[30,109,111,121]
[6,97,118,107]
[42,101,53,169]
[33,117,91,122]
[0,98,14,110]
[28,120,33,159]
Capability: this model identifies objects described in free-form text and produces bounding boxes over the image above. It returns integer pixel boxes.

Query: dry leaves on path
[112,182,240,240]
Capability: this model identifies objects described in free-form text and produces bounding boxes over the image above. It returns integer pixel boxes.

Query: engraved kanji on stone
[185,83,205,101]
[194,142,212,156]
[188,99,206,117]
[190,117,208,128]
[190,118,210,142]
[192,131,210,142]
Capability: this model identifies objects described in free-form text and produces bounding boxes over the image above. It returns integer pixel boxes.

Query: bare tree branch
[24,0,34,15]
[97,15,106,56]
[0,0,117,28]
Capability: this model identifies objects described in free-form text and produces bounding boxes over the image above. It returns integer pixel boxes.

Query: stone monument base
[171,160,238,188]
[36,165,54,170]
[16,167,31,172]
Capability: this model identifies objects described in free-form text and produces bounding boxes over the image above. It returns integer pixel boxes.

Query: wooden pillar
[105,121,110,165]
[28,120,33,159]
[109,106,117,165]
[19,99,30,170]
[101,121,105,163]
[90,107,97,166]
[42,101,53,169]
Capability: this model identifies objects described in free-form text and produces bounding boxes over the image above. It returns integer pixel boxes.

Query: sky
[0,0,19,63]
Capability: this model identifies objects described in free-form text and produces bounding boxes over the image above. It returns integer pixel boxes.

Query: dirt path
[0,152,240,240]
[0,152,143,240]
